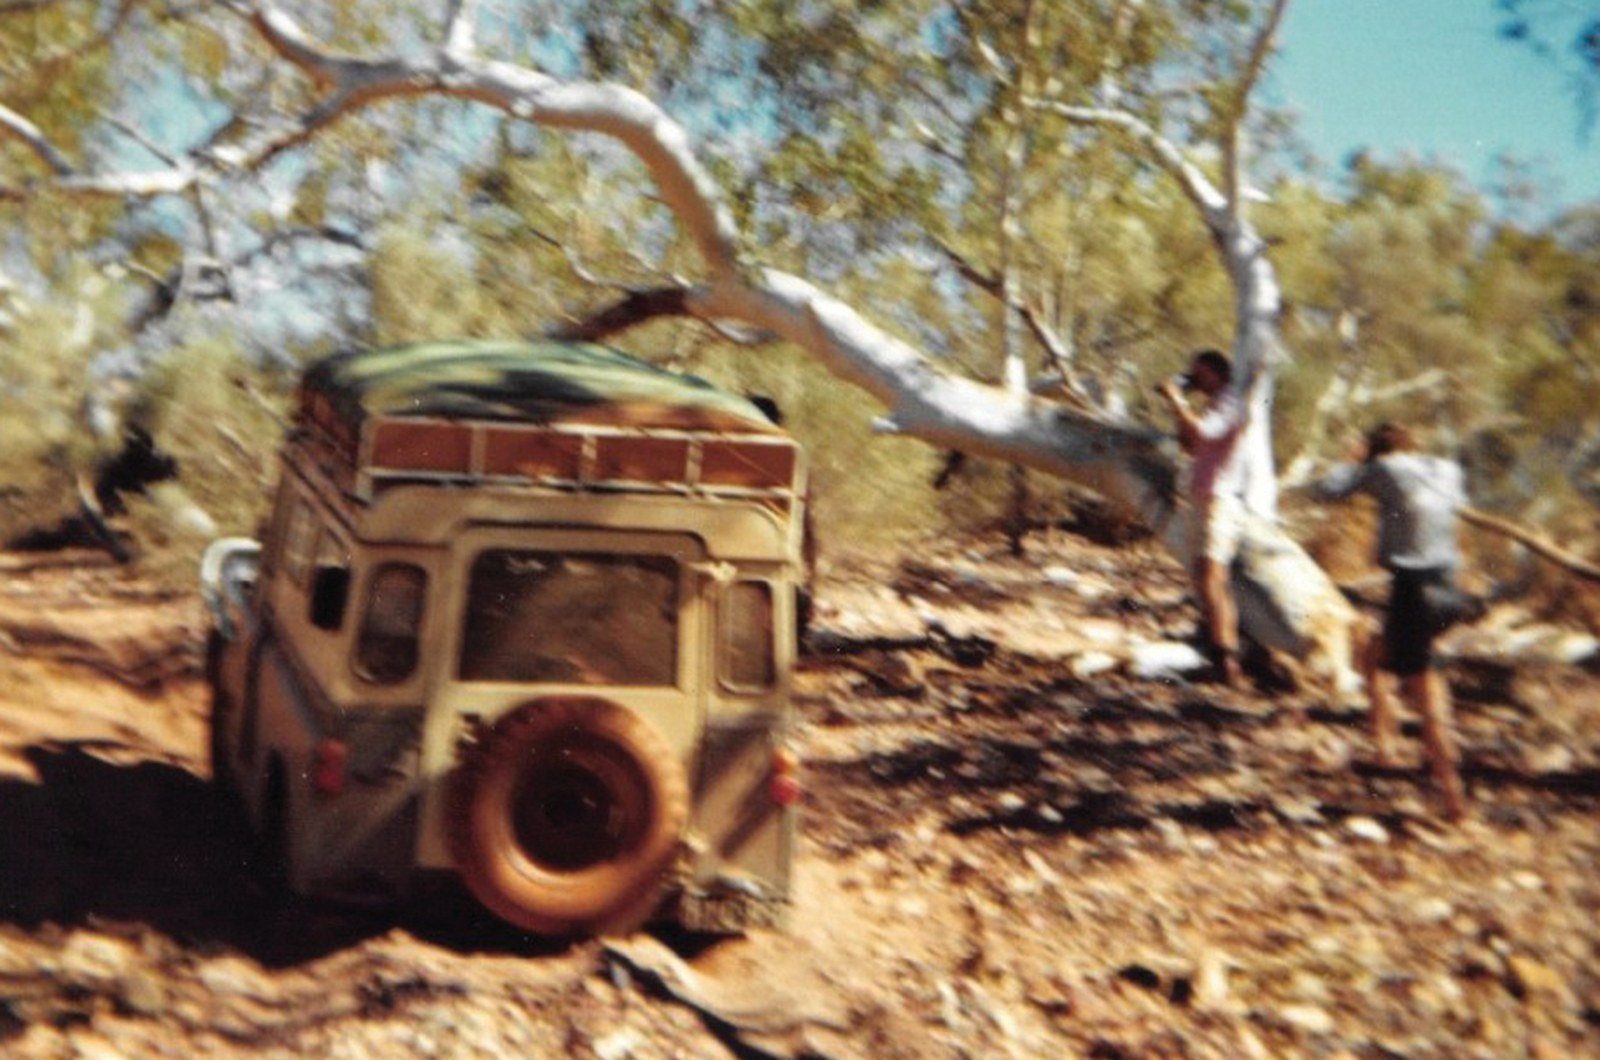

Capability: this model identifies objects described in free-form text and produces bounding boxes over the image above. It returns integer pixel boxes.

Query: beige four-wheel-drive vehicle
[202,339,806,935]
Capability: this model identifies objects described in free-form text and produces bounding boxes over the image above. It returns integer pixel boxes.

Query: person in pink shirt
[1158,348,1275,688]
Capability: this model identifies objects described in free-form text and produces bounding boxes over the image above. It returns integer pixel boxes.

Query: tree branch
[1096,0,1146,107]
[104,113,181,168]
[237,2,744,276]
[248,6,370,90]
[443,0,477,57]
[0,102,74,175]
[937,242,1095,408]
[1279,368,1450,489]
[1026,98,1228,231]
[548,287,691,342]
[1462,507,1600,584]
[1222,0,1291,219]
[254,223,364,254]
[0,93,206,198]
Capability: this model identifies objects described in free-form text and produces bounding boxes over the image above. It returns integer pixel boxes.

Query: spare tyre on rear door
[447,696,690,935]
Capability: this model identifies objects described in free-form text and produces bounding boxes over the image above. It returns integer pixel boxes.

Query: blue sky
[1272,0,1597,214]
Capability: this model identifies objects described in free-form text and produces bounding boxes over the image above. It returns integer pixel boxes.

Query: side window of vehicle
[721,580,775,691]
[355,563,427,684]
[308,530,352,631]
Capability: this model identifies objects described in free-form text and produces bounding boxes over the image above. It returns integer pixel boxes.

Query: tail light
[769,746,802,806]
[311,738,349,796]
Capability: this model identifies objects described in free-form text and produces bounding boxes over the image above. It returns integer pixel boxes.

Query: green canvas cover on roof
[300,339,782,435]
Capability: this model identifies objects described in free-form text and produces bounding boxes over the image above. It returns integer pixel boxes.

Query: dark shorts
[1383,567,1459,677]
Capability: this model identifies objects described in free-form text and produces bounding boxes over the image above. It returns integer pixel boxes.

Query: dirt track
[1,534,1598,1059]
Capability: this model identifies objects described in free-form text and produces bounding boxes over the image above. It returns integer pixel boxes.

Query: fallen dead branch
[1462,507,1600,585]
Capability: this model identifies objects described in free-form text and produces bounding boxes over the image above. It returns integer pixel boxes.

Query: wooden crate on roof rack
[352,415,803,503]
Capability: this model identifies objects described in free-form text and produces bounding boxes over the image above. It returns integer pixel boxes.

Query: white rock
[1023,849,1062,885]
[66,1039,126,1060]
[1549,632,1600,665]
[898,897,930,918]
[1076,579,1111,601]
[1006,873,1042,898]
[197,958,274,1000]
[1237,1027,1271,1060]
[1525,744,1576,773]
[594,1030,643,1060]
[1043,566,1077,587]
[1192,949,1233,1012]
[1289,970,1330,1002]
[1272,795,1324,824]
[1280,1003,1335,1035]
[1345,816,1390,844]
[1070,651,1119,678]
[1128,641,1208,680]
[1081,620,1124,644]
[1416,898,1454,923]
[935,980,963,1026]
[57,934,134,983]
[1153,818,1187,851]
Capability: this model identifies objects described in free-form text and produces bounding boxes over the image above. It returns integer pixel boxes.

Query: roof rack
[296,411,803,506]
[291,339,804,508]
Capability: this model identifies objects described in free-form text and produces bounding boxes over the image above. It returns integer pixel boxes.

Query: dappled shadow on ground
[0,744,567,968]
[806,655,1600,853]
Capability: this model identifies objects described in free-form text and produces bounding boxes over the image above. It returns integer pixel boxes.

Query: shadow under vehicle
[202,339,806,936]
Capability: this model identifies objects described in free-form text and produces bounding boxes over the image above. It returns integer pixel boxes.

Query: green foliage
[0,1,116,160]
[0,265,128,544]
[122,337,294,589]
[368,222,505,344]
[676,337,944,557]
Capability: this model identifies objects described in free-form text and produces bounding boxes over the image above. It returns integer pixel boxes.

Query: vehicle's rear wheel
[447,697,689,936]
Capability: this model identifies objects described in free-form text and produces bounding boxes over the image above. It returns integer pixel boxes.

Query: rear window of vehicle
[355,563,427,684]
[459,550,679,686]
[721,580,776,691]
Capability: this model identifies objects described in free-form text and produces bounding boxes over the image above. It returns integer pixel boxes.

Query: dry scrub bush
[121,338,292,590]
[0,272,126,545]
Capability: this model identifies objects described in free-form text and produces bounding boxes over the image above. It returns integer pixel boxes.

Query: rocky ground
[0,530,1597,1059]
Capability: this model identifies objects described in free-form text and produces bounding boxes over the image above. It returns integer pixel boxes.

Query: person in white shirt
[1315,421,1471,820]
[1158,348,1275,688]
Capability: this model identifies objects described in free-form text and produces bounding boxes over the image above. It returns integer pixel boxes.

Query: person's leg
[1197,557,1242,687]
[1356,620,1400,765]
[1387,568,1467,819]
[1191,496,1244,688]
[1402,667,1467,820]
